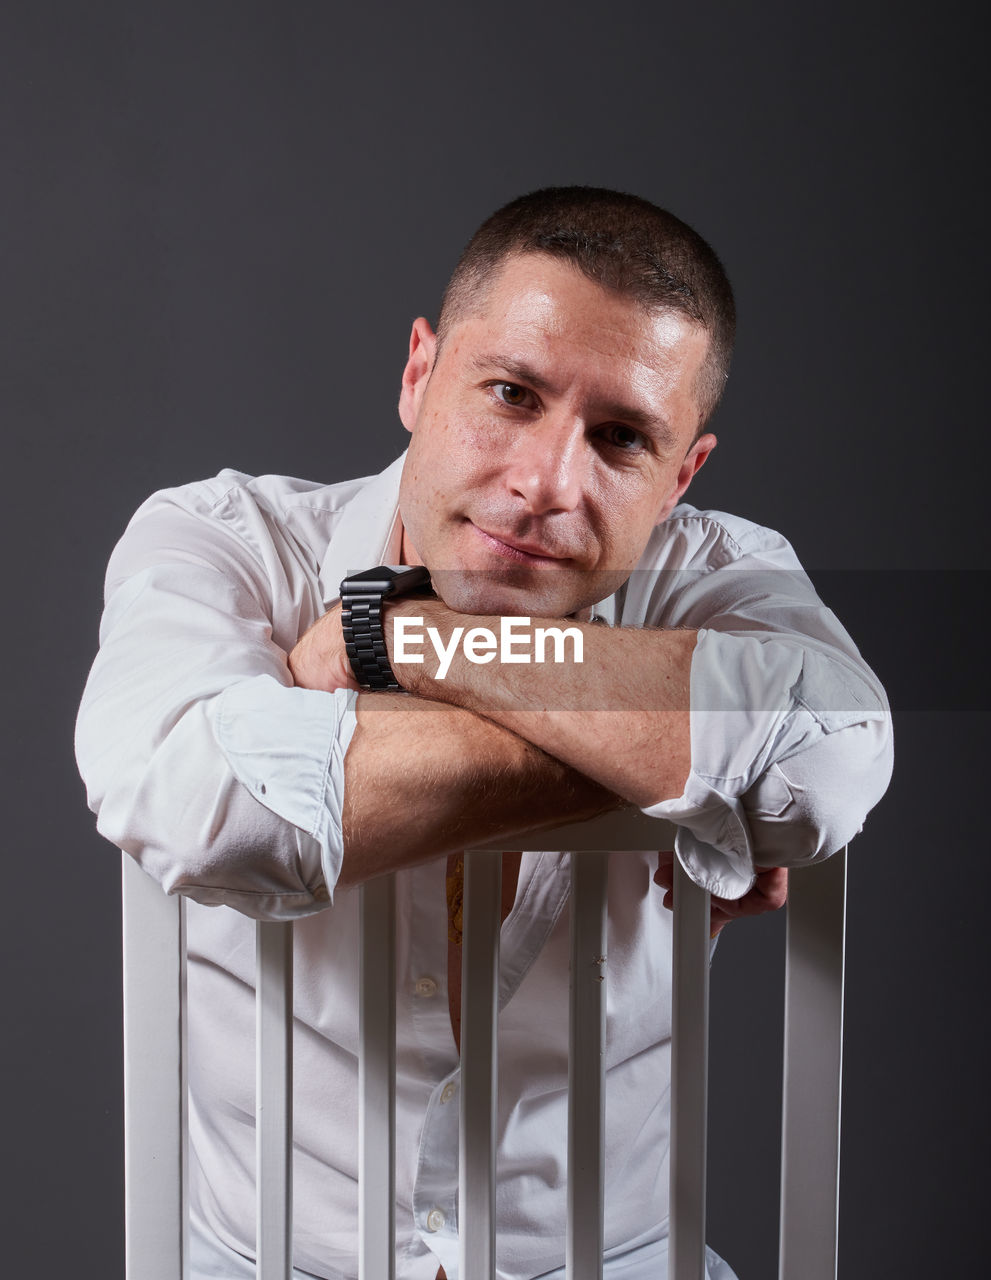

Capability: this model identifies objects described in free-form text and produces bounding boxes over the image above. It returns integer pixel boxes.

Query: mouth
[469,522,571,566]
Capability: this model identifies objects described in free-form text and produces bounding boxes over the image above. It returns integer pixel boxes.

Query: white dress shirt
[76,453,892,1279]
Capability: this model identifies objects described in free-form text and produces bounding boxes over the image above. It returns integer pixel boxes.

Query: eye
[492,382,531,408]
[601,424,646,452]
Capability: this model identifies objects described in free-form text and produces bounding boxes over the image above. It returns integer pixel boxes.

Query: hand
[288,603,358,692]
[653,851,788,938]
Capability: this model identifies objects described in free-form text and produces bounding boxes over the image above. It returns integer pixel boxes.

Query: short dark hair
[436,186,736,432]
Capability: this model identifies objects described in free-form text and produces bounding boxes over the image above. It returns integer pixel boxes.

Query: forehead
[441,253,708,423]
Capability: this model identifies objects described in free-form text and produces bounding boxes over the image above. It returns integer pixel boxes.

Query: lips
[470,522,570,564]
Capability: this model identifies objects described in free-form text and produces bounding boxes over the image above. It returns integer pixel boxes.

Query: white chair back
[122,811,847,1280]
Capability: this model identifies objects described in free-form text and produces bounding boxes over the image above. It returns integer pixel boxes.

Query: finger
[752,870,793,911]
[652,850,675,891]
[712,894,769,921]
[711,870,789,919]
[711,904,748,937]
[752,867,789,911]
[727,873,787,916]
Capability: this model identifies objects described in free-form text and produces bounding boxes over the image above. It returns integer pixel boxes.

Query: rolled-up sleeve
[635,516,894,898]
[75,479,356,920]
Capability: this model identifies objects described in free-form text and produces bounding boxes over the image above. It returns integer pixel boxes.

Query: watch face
[388,566,431,594]
[341,568,399,596]
[340,565,430,597]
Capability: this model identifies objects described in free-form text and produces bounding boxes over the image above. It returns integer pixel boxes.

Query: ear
[655,433,717,524]
[398,317,438,433]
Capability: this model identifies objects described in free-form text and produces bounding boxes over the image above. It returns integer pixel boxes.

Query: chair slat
[779,849,847,1280]
[256,920,294,1280]
[460,851,502,1280]
[359,876,397,1280]
[669,858,710,1280]
[122,852,188,1280]
[567,850,610,1280]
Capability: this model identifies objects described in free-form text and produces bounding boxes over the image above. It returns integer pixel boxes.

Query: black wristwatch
[339,565,432,690]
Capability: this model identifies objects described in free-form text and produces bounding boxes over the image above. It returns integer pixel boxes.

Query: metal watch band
[340,565,431,691]
[341,594,402,691]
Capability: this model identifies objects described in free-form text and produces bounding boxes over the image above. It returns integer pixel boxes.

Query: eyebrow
[469,352,680,450]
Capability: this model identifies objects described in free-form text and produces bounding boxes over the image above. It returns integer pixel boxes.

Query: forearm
[340,691,622,887]
[384,599,696,808]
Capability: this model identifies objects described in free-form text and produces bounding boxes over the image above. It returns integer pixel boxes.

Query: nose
[504,416,586,515]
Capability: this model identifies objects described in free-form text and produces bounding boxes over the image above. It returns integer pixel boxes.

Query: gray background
[1,1,986,1275]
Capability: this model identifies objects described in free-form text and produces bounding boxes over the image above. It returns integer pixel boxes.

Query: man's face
[398,252,716,617]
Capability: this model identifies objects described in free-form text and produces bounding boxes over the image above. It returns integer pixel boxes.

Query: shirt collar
[318,451,407,606]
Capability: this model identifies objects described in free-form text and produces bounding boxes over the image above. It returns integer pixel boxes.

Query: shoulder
[128,468,371,531]
[639,503,806,572]
[611,504,813,628]
[105,468,377,595]
[121,468,369,549]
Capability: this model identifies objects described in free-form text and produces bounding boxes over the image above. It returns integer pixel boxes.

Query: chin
[427,567,593,620]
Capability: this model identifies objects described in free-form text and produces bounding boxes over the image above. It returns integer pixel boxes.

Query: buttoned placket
[395,852,573,1277]
[398,860,461,1276]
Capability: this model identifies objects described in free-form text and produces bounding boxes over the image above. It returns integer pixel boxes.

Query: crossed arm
[291,599,695,864]
[291,600,787,930]
[338,689,620,887]
[291,598,697,798]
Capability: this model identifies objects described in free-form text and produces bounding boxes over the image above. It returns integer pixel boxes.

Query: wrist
[384,597,457,695]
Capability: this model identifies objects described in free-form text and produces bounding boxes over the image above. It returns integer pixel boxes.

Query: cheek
[449,410,510,456]
[403,413,497,522]
[590,476,664,557]
[422,408,510,484]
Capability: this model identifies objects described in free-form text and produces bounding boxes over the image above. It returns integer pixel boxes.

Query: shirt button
[425,1208,446,1232]
[414,977,438,997]
[440,1082,458,1104]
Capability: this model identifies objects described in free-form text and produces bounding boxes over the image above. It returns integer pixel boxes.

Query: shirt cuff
[644,776,756,899]
[207,674,357,901]
[642,628,888,899]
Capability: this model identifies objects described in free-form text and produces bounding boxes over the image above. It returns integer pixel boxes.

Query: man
[76,187,892,1279]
